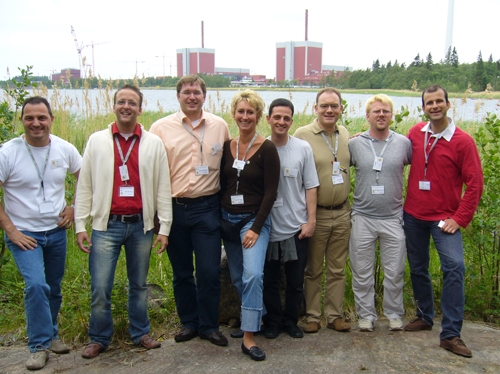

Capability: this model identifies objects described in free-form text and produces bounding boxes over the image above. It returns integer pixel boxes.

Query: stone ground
[1,320,499,374]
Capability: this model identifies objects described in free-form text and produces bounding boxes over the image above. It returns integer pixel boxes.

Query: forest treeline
[1,48,498,92]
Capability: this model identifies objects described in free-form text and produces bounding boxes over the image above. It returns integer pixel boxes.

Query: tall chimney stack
[202,21,204,48]
[305,9,308,41]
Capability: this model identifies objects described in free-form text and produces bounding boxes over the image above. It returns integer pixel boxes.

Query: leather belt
[109,214,142,223]
[174,195,211,205]
[317,199,347,210]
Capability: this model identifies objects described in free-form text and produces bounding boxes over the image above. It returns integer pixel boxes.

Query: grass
[0,84,497,348]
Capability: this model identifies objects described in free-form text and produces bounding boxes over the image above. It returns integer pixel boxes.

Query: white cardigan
[75,123,172,236]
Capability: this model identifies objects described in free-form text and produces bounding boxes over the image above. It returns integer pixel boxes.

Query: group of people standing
[0,75,483,370]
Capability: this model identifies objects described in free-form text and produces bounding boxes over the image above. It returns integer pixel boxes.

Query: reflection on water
[24,89,500,121]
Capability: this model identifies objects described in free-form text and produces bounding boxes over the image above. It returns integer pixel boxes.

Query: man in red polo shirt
[403,85,483,358]
[75,84,172,358]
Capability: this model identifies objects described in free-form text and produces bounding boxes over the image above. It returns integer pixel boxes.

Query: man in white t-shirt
[263,98,319,339]
[0,96,81,370]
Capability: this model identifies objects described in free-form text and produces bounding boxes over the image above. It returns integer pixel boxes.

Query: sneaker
[440,337,472,358]
[358,318,374,332]
[389,318,404,331]
[327,318,351,332]
[26,349,49,370]
[303,321,321,333]
[404,317,432,331]
[49,339,70,354]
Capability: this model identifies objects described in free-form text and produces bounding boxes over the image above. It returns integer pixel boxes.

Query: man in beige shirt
[150,75,230,346]
[294,88,352,333]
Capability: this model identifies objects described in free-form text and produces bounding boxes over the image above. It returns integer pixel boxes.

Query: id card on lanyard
[231,133,258,205]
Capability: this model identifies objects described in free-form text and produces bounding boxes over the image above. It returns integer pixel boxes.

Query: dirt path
[1,320,499,373]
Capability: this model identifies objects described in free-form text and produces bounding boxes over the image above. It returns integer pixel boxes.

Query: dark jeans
[168,194,221,335]
[263,232,308,328]
[404,211,465,340]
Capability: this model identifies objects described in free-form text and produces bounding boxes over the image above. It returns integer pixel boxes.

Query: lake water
[26,89,500,121]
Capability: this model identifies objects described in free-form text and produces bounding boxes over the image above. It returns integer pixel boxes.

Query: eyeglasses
[371,110,392,115]
[318,104,340,110]
[180,90,203,97]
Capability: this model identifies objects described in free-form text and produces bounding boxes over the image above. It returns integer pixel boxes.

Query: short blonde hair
[231,89,265,121]
[365,94,394,114]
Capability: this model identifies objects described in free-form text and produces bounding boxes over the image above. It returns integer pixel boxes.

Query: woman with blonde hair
[220,90,280,361]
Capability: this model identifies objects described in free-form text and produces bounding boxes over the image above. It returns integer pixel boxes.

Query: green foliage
[0,65,37,273]
[0,65,37,140]
[463,112,500,322]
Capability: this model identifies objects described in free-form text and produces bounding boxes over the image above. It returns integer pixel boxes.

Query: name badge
[332,175,344,185]
[373,157,383,171]
[371,185,385,194]
[50,158,64,169]
[233,159,246,170]
[119,186,135,197]
[332,161,341,176]
[419,181,431,190]
[231,194,244,205]
[119,165,129,181]
[39,201,55,213]
[195,165,209,175]
[211,142,222,155]
[273,197,284,207]
[284,167,298,177]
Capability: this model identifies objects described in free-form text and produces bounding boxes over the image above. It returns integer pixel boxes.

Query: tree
[451,47,459,67]
[410,54,423,68]
[372,59,380,70]
[425,53,434,70]
[474,51,487,90]
[445,46,452,65]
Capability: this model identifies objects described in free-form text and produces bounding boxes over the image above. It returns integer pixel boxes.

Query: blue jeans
[222,208,271,332]
[88,219,153,348]
[403,211,465,340]
[167,195,221,335]
[6,227,67,353]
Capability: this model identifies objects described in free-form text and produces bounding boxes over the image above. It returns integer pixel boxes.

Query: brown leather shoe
[440,337,472,358]
[81,343,104,359]
[139,335,161,349]
[404,318,432,331]
[327,318,351,332]
[303,321,321,333]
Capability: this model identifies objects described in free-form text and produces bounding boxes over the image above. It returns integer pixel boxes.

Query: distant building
[215,67,250,80]
[177,48,215,76]
[51,68,81,84]
[276,41,323,82]
[322,65,352,75]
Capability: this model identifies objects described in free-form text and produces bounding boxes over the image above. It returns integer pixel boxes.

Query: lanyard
[24,138,51,201]
[368,132,393,184]
[180,113,206,165]
[423,128,440,180]
[114,135,137,165]
[320,131,339,161]
[234,133,258,194]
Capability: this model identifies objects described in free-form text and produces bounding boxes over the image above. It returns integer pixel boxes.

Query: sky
[1,0,499,81]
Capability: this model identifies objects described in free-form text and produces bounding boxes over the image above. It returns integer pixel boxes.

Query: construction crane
[71,25,86,79]
[85,41,110,77]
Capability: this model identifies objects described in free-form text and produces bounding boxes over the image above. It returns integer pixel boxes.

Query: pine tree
[451,47,459,67]
[445,46,452,64]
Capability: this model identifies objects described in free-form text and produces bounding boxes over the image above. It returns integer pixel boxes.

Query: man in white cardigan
[75,84,172,359]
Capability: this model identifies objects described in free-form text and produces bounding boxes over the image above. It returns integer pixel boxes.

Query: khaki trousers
[304,205,351,324]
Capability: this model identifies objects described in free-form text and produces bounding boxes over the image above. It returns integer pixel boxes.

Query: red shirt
[404,121,483,228]
[110,123,143,214]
